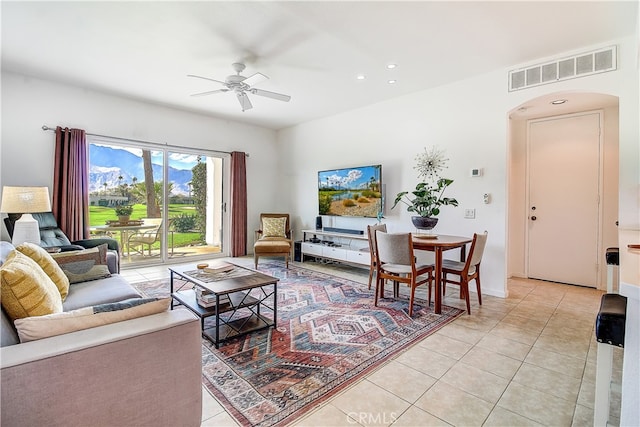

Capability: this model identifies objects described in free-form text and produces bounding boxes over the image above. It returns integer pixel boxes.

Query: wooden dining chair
[442,231,488,314]
[366,223,387,290]
[375,231,434,317]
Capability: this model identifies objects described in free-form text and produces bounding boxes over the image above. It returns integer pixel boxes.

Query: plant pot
[411,216,438,230]
[118,215,130,224]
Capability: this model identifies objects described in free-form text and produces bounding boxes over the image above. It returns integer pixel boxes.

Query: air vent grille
[509,46,617,92]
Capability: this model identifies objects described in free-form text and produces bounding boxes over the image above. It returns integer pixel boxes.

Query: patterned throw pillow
[16,242,70,300]
[14,297,170,342]
[51,244,111,284]
[262,217,287,238]
[0,251,63,321]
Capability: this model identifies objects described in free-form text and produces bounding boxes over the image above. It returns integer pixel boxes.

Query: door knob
[531,216,537,221]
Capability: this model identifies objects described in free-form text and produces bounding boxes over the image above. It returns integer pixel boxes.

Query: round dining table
[412,234,472,314]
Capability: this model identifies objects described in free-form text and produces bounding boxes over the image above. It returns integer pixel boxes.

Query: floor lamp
[0,186,52,246]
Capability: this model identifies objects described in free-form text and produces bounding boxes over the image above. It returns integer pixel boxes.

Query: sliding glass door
[87,138,227,266]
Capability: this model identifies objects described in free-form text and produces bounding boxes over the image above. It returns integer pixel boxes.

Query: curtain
[230,151,247,257]
[52,126,89,241]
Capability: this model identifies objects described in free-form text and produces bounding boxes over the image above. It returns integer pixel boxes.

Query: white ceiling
[2,1,637,130]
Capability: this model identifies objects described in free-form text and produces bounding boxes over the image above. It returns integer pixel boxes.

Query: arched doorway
[507,92,619,291]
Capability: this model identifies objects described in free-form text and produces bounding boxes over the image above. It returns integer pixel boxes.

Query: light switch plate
[464,209,476,219]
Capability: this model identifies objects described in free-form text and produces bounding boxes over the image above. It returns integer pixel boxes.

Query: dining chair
[442,231,488,314]
[366,223,387,290]
[375,231,434,317]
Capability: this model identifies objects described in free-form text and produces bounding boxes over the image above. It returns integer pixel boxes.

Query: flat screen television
[318,164,382,218]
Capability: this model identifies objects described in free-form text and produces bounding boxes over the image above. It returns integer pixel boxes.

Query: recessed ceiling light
[386,64,397,69]
[356,74,366,80]
[551,99,568,105]
[388,79,397,84]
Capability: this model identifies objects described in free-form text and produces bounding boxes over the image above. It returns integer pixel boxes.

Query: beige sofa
[0,242,203,426]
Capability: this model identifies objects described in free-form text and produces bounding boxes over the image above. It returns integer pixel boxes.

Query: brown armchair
[253,213,292,269]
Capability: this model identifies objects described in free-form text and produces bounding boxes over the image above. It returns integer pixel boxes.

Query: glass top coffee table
[169,263,278,348]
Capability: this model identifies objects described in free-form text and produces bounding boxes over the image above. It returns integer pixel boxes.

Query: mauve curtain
[230,151,247,257]
[52,126,89,241]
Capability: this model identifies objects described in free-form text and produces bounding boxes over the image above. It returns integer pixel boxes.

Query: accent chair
[254,213,292,269]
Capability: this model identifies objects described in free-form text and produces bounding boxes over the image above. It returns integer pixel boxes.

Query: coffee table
[169,263,278,348]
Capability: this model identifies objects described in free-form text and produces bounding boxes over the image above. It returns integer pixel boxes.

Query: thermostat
[470,168,483,177]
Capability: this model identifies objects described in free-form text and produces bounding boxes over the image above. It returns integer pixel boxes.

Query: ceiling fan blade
[186,74,226,86]
[250,88,291,102]
[242,72,268,87]
[190,88,229,97]
[236,91,253,111]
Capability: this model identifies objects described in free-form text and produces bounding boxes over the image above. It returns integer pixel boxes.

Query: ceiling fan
[187,63,291,112]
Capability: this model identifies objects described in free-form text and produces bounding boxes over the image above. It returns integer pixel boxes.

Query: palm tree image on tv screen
[318,165,382,218]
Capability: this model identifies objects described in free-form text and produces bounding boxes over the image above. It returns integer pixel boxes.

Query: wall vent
[509,45,617,92]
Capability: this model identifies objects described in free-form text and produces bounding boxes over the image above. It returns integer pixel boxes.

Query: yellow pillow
[0,251,63,321]
[262,217,287,238]
[16,243,70,300]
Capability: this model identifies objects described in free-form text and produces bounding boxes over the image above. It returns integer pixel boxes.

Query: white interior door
[527,112,601,287]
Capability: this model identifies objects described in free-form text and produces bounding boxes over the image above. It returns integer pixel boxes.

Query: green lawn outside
[89,204,204,249]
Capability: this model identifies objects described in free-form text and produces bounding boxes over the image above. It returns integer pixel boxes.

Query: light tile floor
[121,258,623,427]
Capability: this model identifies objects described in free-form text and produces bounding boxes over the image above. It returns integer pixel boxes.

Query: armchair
[254,213,292,269]
[4,212,121,273]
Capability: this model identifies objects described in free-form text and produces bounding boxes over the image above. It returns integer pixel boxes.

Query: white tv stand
[301,229,370,266]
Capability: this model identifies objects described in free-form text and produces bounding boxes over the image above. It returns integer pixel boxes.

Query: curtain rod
[41,125,249,157]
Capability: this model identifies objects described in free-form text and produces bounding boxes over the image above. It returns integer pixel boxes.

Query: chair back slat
[469,231,488,267]
[367,223,387,257]
[376,231,413,265]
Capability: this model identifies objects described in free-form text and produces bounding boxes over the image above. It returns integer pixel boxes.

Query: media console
[301,229,370,267]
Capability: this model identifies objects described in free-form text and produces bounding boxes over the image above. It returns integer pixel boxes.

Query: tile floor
[121,258,623,427]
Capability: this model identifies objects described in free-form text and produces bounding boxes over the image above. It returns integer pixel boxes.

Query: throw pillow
[0,251,63,321]
[51,244,111,284]
[14,297,171,343]
[262,217,287,238]
[16,242,70,300]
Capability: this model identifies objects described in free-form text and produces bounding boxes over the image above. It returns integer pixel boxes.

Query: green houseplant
[392,178,458,229]
[391,147,459,230]
[114,205,133,222]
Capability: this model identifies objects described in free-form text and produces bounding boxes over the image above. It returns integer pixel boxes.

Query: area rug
[132,262,463,426]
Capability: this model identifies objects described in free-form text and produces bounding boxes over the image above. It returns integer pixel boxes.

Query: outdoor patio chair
[127,218,163,257]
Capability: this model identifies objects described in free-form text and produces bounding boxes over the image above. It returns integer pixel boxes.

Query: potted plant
[391,147,458,230]
[114,205,133,223]
[391,178,458,229]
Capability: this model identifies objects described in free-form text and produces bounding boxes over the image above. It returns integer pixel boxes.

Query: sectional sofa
[0,241,203,426]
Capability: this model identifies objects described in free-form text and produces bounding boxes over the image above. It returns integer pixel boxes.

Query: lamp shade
[0,186,52,213]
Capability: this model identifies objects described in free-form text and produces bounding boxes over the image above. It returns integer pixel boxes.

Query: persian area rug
[132,262,463,427]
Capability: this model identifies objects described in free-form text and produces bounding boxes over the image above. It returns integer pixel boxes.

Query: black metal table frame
[170,268,277,348]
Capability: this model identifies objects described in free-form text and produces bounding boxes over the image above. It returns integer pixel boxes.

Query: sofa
[0,241,203,426]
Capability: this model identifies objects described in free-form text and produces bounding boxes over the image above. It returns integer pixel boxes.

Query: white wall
[277,36,638,299]
[0,72,279,248]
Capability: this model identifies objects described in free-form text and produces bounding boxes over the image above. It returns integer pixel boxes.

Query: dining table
[412,234,473,314]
